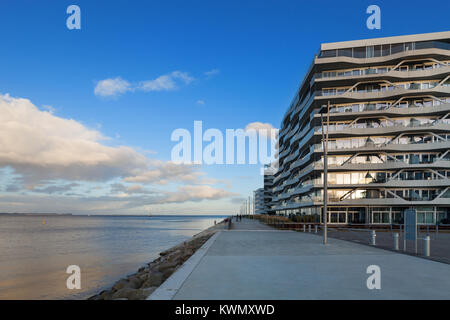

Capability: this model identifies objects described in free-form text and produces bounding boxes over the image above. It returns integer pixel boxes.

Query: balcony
[315,119,450,136]
[315,64,450,81]
[317,40,450,60]
[323,100,450,115]
[315,82,447,98]
[313,137,450,154]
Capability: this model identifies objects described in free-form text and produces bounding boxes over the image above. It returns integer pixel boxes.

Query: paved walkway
[153,219,450,300]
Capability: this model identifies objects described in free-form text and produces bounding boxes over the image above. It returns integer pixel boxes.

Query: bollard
[424,236,431,257]
[393,233,399,251]
[308,225,311,233]
[303,225,306,232]
[314,225,318,234]
[370,230,376,245]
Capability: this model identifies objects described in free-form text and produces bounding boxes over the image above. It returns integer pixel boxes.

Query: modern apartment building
[254,188,266,214]
[263,172,275,215]
[271,31,450,225]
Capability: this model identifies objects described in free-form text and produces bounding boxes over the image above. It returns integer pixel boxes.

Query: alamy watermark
[66,5,81,30]
[170,121,279,174]
[66,265,81,290]
[366,265,381,290]
[366,5,381,30]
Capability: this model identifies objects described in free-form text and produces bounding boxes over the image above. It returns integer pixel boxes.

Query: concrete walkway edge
[147,231,221,300]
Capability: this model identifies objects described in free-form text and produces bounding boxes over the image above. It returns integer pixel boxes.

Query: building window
[391,43,403,54]
[353,47,366,58]
[338,48,352,57]
[320,50,336,58]
[374,45,382,57]
[381,44,390,56]
[404,42,415,51]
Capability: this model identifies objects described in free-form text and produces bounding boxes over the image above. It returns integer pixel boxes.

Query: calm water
[0,215,223,300]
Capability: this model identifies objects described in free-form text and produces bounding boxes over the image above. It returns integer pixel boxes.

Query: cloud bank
[0,94,235,213]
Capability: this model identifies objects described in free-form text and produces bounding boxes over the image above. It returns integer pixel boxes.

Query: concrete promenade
[151,218,450,300]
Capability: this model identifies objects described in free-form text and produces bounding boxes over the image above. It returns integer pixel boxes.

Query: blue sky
[0,0,448,214]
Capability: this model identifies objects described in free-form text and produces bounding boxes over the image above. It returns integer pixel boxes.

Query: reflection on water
[0,215,223,299]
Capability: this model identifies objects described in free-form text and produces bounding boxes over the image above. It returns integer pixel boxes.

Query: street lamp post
[320,101,331,245]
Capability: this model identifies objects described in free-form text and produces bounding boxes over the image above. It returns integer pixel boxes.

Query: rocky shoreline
[88,219,226,300]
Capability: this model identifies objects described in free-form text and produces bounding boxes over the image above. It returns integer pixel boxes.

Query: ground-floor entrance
[317,206,450,225]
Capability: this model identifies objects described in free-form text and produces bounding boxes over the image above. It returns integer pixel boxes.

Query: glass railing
[316,82,441,97]
[315,63,448,79]
[314,154,448,167]
[318,40,450,59]
[324,99,450,114]
[316,68,386,79]
[314,136,449,152]
[315,119,447,133]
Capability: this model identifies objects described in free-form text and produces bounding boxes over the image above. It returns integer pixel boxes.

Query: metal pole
[403,220,406,251]
[424,236,430,257]
[308,224,311,233]
[415,224,418,255]
[303,224,306,232]
[320,101,330,245]
[370,230,376,245]
[393,233,399,250]
[314,225,318,234]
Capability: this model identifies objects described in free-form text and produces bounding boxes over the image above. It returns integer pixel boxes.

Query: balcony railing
[317,40,450,60]
[315,82,443,98]
[315,119,449,133]
[315,64,448,80]
[314,135,449,152]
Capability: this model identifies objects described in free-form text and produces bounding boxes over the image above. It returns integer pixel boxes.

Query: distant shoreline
[0,213,229,217]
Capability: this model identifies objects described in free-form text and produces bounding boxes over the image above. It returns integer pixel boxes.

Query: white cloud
[0,94,145,183]
[139,71,194,92]
[94,71,195,97]
[124,160,203,185]
[94,77,132,97]
[42,105,56,114]
[196,99,205,105]
[32,183,79,194]
[139,74,176,92]
[171,71,195,84]
[110,183,155,195]
[156,185,236,204]
[204,69,220,77]
[245,122,278,138]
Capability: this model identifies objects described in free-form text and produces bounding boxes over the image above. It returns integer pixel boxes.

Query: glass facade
[318,39,450,59]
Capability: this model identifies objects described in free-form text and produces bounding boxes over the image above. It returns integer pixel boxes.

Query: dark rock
[142,272,164,287]
[112,279,129,291]
[157,260,178,273]
[127,276,143,289]
[112,287,156,300]
[100,290,114,300]
[162,267,175,279]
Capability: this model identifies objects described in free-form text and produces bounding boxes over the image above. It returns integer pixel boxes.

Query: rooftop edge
[321,31,450,51]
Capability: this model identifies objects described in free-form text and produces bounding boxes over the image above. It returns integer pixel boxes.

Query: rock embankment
[88,223,223,300]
